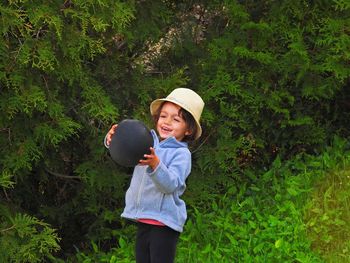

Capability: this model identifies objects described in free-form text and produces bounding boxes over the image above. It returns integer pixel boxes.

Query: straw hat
[150,88,204,140]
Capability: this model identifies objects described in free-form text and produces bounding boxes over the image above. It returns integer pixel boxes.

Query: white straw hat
[150,88,204,140]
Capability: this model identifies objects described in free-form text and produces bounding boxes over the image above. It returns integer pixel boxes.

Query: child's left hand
[139,147,160,171]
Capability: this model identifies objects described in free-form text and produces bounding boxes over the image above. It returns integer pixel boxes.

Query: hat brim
[150,98,202,140]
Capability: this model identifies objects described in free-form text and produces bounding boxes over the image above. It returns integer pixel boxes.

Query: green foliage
[305,169,350,262]
[304,138,350,262]
[0,170,15,188]
[0,205,60,263]
[1,0,350,261]
[0,0,138,260]
[193,0,350,175]
[176,153,325,262]
[71,225,136,263]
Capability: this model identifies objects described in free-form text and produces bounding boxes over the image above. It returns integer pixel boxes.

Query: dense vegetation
[1,0,349,262]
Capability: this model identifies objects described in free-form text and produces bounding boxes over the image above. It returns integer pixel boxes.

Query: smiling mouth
[161,126,172,133]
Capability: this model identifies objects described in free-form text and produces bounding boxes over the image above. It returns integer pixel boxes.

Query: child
[105,88,204,263]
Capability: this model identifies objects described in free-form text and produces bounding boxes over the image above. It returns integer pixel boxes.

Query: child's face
[157,102,191,141]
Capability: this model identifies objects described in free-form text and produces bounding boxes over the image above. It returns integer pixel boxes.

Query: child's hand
[139,147,159,170]
[106,124,118,146]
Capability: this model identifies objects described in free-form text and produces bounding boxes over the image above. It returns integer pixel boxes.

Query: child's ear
[185,130,192,136]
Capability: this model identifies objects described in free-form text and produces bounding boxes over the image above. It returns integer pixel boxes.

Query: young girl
[105,88,204,263]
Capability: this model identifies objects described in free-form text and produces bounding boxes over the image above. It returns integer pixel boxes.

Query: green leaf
[275,239,283,248]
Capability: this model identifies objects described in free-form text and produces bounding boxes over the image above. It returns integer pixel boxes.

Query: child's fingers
[106,135,111,145]
[139,148,157,166]
[143,154,153,159]
[149,147,155,155]
[106,124,118,144]
[144,148,156,159]
[110,127,116,135]
[108,124,118,135]
[139,159,149,165]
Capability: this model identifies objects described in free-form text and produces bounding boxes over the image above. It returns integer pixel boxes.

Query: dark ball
[109,119,154,167]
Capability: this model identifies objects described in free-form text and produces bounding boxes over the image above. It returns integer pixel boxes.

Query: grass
[304,168,350,263]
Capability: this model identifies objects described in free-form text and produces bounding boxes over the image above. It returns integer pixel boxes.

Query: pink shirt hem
[138,218,165,226]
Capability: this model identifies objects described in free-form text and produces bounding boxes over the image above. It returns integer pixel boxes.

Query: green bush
[0,205,60,263]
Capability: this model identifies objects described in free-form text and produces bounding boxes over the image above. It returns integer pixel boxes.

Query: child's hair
[152,102,198,142]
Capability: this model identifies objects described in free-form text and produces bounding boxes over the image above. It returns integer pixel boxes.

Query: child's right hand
[106,124,118,146]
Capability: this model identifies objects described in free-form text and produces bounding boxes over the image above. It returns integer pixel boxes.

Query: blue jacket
[106,130,191,232]
[122,130,191,232]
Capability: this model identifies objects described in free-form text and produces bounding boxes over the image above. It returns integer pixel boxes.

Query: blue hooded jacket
[120,130,191,232]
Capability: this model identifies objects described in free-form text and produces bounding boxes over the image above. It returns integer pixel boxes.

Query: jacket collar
[151,129,188,149]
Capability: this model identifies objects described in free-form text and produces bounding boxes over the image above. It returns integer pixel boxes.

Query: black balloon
[109,119,154,167]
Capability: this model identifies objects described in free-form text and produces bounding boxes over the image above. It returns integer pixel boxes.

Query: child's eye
[174,118,181,122]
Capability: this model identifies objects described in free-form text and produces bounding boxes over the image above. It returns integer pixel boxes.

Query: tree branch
[192,130,213,154]
[0,224,16,233]
[45,168,80,180]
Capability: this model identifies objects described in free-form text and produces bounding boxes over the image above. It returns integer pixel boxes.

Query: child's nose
[164,117,171,125]
[165,117,173,125]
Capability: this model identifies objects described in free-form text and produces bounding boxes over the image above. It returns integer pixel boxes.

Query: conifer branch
[3,188,11,201]
[45,169,80,180]
[0,128,11,143]
[0,224,16,233]
[192,130,213,154]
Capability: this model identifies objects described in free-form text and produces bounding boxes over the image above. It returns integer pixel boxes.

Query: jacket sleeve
[146,148,191,194]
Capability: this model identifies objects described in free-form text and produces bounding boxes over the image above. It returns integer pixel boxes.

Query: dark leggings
[135,222,180,263]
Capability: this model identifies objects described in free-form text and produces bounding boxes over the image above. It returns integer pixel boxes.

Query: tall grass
[303,137,350,262]
[304,168,350,262]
